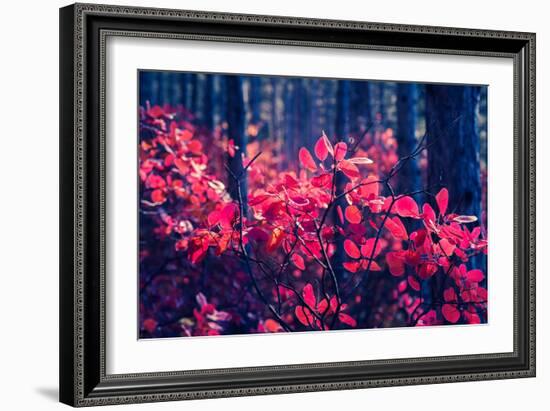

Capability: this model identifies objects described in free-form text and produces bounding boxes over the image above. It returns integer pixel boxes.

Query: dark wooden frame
[60,3,536,407]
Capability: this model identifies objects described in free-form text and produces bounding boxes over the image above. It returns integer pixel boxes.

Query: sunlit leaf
[436,188,449,216]
[338,159,360,180]
[348,156,373,165]
[207,210,221,226]
[266,227,285,252]
[314,132,333,161]
[334,142,348,161]
[344,205,362,224]
[299,147,317,171]
[422,203,436,224]
[311,173,332,188]
[453,215,478,224]
[344,239,361,259]
[385,216,408,240]
[394,196,420,218]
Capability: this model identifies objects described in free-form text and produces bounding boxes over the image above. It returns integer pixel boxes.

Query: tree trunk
[270,78,280,151]
[376,82,385,124]
[284,79,297,164]
[248,76,262,127]
[350,81,372,139]
[225,76,247,208]
[426,85,481,218]
[335,81,351,142]
[203,75,215,131]
[396,83,420,195]
[181,73,194,113]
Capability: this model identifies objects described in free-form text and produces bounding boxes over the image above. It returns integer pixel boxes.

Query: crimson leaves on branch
[139,104,487,337]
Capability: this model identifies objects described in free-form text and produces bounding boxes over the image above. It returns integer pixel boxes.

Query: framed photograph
[59,3,535,407]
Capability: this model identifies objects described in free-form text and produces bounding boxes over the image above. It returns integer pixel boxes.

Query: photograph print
[138,71,488,339]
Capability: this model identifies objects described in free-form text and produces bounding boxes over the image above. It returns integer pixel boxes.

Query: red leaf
[146,174,166,189]
[344,205,362,224]
[189,237,208,264]
[264,319,282,332]
[299,147,317,171]
[418,263,438,279]
[151,189,166,204]
[344,239,361,259]
[357,176,379,200]
[422,203,436,224]
[338,159,360,180]
[283,174,300,189]
[302,283,316,308]
[439,238,456,256]
[187,139,203,154]
[207,210,221,226]
[464,311,481,324]
[386,252,405,276]
[291,253,306,270]
[334,142,348,161]
[220,203,238,228]
[215,233,231,255]
[443,287,457,302]
[442,304,460,323]
[148,105,164,118]
[263,201,283,221]
[314,133,333,161]
[295,306,313,326]
[143,318,157,333]
[317,299,329,314]
[361,238,383,258]
[311,173,332,188]
[398,280,407,293]
[369,261,382,271]
[248,193,270,206]
[385,216,408,240]
[266,227,285,252]
[226,139,236,157]
[394,196,420,218]
[477,287,488,300]
[179,129,194,141]
[408,275,421,291]
[338,313,357,327]
[436,188,449,216]
[466,269,484,282]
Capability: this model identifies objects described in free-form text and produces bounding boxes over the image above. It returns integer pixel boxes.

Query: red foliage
[139,104,488,337]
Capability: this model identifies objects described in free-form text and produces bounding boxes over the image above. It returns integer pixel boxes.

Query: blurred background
[140,71,487,220]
